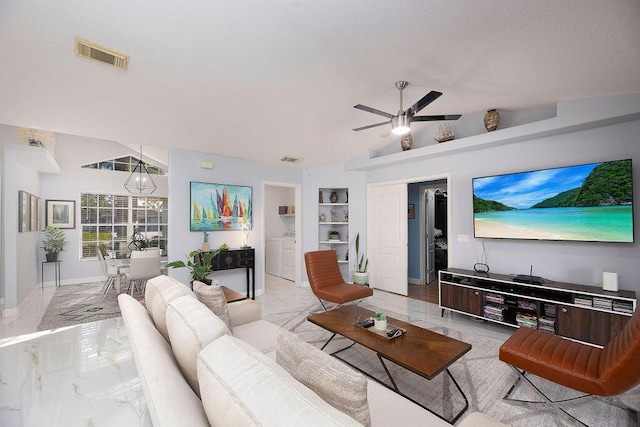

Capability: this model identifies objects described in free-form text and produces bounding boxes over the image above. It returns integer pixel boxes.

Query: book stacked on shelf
[484,304,505,322]
[517,300,537,311]
[593,297,613,311]
[613,300,634,314]
[574,296,593,307]
[485,293,505,305]
[516,312,538,329]
[539,316,556,334]
[544,303,556,317]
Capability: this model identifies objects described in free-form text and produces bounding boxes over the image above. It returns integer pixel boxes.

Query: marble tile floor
[0,275,514,426]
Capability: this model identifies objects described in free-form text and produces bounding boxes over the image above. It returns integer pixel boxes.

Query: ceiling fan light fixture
[391,115,411,135]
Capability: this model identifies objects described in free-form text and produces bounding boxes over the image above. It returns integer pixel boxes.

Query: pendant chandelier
[124,145,157,195]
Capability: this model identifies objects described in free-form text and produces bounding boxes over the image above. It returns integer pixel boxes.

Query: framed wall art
[46,199,76,229]
[18,190,30,232]
[30,194,38,231]
[190,181,252,231]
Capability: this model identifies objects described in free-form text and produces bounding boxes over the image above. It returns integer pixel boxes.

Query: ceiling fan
[352,81,461,135]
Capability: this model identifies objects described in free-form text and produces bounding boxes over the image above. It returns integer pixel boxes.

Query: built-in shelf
[319,188,349,276]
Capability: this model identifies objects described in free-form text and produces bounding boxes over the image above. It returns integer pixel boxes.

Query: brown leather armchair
[499,304,640,424]
[305,250,373,310]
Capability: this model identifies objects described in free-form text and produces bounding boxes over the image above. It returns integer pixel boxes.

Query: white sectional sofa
[118,275,504,426]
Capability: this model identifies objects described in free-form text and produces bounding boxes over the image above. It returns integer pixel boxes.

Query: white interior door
[368,182,408,296]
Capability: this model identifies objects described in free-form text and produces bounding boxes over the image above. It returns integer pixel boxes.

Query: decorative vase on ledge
[484,109,500,132]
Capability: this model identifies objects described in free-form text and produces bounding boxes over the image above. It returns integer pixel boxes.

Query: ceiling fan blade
[409,91,443,115]
[353,104,394,119]
[353,120,390,131]
[411,114,462,122]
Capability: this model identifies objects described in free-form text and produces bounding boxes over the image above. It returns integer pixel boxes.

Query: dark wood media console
[439,268,637,346]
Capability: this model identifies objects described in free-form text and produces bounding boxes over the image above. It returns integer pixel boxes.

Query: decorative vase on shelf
[319,190,324,203]
[330,191,338,203]
[400,134,413,151]
[434,123,455,143]
[484,109,500,132]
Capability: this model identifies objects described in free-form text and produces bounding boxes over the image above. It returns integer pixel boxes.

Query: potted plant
[353,232,369,285]
[166,248,222,287]
[41,226,68,262]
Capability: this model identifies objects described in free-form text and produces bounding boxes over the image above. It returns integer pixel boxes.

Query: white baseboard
[408,277,422,285]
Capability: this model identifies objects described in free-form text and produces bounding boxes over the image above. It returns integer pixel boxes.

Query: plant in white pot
[353,232,369,285]
[41,226,68,262]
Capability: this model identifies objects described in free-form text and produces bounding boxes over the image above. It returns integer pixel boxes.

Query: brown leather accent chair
[305,250,373,310]
[499,305,640,424]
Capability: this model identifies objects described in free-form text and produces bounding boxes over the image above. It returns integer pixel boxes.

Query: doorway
[262,182,302,288]
[407,177,449,287]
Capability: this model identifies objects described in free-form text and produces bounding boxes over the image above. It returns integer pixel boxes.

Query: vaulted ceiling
[1,1,639,168]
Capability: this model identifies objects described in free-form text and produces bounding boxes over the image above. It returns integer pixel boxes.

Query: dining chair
[127,249,161,296]
[304,250,373,311]
[96,246,125,300]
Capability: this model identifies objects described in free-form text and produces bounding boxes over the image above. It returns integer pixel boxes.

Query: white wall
[365,119,640,292]
[167,149,302,296]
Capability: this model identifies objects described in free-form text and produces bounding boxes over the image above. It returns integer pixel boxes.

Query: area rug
[37,282,144,331]
[264,302,640,427]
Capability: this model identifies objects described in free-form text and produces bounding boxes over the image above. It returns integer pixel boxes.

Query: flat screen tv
[473,159,633,242]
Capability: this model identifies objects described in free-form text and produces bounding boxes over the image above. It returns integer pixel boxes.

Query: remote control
[386,328,401,338]
[359,319,374,328]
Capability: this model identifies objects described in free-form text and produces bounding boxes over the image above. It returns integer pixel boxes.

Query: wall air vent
[75,37,129,70]
[280,155,302,163]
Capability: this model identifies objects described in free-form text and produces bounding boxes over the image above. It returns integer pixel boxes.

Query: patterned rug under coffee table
[37,282,144,331]
[264,302,640,427]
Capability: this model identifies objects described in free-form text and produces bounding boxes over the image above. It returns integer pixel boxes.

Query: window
[81,156,167,175]
[80,193,168,259]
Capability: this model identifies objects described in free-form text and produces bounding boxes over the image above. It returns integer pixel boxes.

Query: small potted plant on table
[41,226,68,262]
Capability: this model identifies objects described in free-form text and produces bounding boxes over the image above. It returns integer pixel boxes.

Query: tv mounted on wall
[473,159,633,242]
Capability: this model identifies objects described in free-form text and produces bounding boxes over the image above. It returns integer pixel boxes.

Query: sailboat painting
[190,181,252,231]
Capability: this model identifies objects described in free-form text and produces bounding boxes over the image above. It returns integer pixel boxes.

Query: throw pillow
[276,328,371,426]
[193,281,233,333]
[166,295,230,396]
[144,275,194,342]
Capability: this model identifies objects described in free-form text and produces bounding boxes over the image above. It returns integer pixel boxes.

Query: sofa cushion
[117,294,209,427]
[193,280,233,332]
[232,319,280,358]
[228,298,262,327]
[276,329,371,426]
[166,295,230,396]
[197,335,362,426]
[145,275,194,342]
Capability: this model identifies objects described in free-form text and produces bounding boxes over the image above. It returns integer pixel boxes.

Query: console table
[201,248,256,299]
[439,268,637,346]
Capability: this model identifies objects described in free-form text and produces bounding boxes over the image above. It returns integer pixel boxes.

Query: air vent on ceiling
[75,37,129,70]
[280,155,302,163]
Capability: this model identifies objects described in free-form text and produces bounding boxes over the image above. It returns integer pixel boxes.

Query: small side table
[42,260,61,288]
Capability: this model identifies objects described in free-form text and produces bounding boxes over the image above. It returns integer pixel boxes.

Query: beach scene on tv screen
[473,159,633,242]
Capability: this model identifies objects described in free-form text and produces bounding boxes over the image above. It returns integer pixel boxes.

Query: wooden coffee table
[308,305,472,423]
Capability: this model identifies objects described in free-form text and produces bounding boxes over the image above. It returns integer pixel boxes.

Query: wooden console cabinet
[439,268,636,346]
